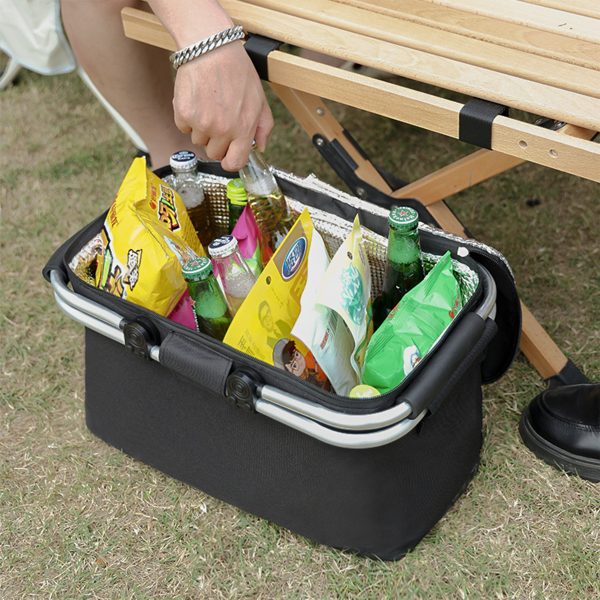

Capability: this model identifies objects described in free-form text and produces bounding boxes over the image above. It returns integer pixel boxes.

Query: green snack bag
[362,252,462,393]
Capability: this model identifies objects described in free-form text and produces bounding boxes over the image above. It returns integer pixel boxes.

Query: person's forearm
[147,0,234,48]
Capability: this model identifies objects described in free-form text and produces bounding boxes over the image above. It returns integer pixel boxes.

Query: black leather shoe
[519,383,600,482]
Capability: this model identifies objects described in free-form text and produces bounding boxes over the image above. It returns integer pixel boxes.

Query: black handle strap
[244,34,282,81]
[160,332,233,395]
[459,99,509,149]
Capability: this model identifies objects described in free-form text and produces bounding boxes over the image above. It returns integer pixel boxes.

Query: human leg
[61,0,205,167]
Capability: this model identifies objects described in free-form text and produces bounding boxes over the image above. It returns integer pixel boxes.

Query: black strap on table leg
[310,133,437,225]
[459,98,508,149]
[312,131,405,197]
[546,359,590,388]
[244,34,282,81]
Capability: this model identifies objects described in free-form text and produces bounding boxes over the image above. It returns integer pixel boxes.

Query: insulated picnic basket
[44,162,520,560]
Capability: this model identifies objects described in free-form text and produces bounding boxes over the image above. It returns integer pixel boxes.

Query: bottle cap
[226,178,248,206]
[182,256,212,280]
[389,206,419,232]
[208,235,238,258]
[170,150,198,171]
[349,384,381,398]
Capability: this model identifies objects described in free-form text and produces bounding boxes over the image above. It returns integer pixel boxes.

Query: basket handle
[48,264,497,449]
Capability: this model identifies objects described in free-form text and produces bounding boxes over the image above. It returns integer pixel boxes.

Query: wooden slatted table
[122,0,600,384]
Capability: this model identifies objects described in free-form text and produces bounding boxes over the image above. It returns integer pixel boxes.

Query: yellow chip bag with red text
[94,157,205,315]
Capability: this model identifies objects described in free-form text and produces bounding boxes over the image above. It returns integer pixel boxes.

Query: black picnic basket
[43,162,521,560]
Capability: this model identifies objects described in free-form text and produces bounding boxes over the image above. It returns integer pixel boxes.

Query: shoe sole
[519,408,600,483]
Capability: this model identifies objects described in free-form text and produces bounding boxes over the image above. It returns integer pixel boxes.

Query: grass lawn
[1,65,599,599]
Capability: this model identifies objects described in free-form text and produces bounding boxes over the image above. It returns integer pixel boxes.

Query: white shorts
[0,0,76,75]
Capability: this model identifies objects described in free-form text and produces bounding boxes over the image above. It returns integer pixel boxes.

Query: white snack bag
[291,229,357,395]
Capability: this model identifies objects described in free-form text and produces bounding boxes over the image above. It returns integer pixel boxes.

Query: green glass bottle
[182,256,233,341]
[227,178,248,234]
[238,145,294,262]
[373,206,424,327]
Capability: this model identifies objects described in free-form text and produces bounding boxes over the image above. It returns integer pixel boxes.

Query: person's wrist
[148,0,234,48]
[173,21,234,49]
[170,8,233,48]
[171,28,245,70]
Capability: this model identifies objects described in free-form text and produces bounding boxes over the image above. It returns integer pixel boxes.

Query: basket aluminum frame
[49,261,495,450]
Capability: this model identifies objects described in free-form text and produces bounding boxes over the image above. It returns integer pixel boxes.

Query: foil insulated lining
[275,169,514,278]
[198,172,479,304]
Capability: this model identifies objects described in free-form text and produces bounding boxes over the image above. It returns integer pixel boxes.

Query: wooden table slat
[218,0,600,132]
[121,7,600,185]
[334,0,600,70]
[247,0,600,99]
[422,0,600,44]
[522,0,600,20]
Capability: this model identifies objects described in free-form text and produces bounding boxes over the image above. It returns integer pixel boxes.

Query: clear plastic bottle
[166,150,213,247]
[238,146,294,261]
[207,235,257,316]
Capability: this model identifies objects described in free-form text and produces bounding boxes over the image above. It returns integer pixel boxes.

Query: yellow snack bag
[223,208,314,364]
[95,157,205,315]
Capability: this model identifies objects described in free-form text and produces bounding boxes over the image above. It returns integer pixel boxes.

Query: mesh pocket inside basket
[198,173,479,306]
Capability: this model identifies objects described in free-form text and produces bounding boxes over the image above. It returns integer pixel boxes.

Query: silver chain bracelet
[170,25,246,70]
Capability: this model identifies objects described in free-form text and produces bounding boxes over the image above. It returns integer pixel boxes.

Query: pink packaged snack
[231,205,263,278]
[167,290,196,330]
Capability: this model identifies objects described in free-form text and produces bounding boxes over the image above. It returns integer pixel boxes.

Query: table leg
[270,83,394,193]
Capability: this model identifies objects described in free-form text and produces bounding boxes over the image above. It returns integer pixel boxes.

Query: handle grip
[160,332,233,396]
[398,312,489,418]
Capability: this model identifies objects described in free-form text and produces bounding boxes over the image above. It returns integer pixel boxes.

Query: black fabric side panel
[84,329,484,560]
[471,253,521,383]
[428,319,497,415]
[160,332,233,395]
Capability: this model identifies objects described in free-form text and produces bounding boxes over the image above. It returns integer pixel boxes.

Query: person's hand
[173,41,273,171]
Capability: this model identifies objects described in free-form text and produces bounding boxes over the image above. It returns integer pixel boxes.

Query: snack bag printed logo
[123,249,142,290]
[157,185,181,232]
[403,344,421,376]
[104,266,125,297]
[99,247,143,299]
[282,237,307,280]
[98,247,125,298]
[341,264,365,325]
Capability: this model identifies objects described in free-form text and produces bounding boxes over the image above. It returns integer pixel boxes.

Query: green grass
[1,67,599,599]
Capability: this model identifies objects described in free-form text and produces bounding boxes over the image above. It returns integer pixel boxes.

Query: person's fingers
[190,129,210,148]
[254,104,274,153]
[221,136,254,172]
[173,106,193,135]
[205,135,231,162]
